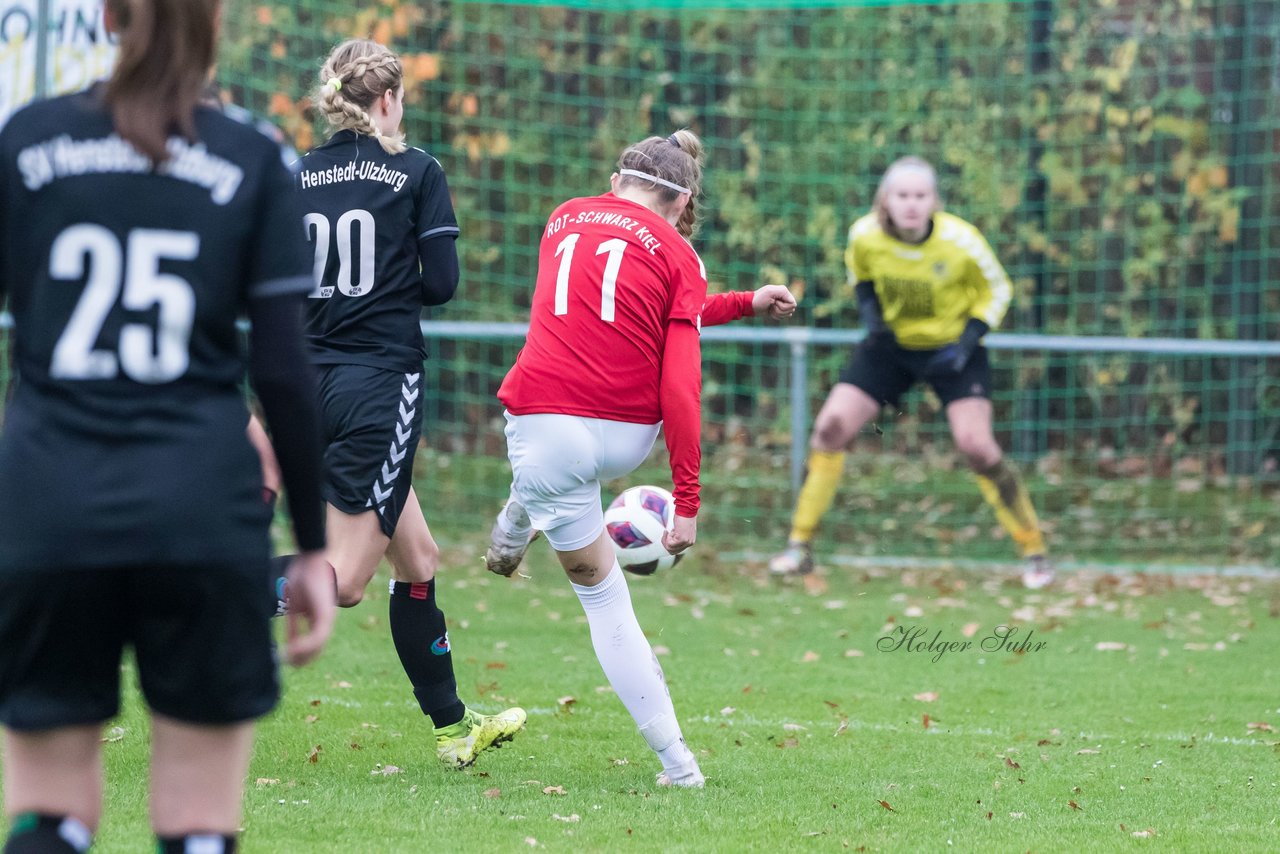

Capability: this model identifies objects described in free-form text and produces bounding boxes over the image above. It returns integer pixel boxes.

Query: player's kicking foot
[484,500,538,577]
[1022,554,1055,590]
[435,707,527,768]
[768,540,814,577]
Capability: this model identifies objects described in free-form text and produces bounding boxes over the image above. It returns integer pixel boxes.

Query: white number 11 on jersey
[553,234,628,321]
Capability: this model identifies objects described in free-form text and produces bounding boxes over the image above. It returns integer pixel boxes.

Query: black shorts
[0,562,279,730]
[317,364,423,538]
[837,336,992,409]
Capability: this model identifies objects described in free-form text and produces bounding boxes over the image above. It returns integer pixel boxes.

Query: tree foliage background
[213,1,1280,563]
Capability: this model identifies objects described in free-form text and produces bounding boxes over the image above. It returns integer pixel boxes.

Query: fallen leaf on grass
[305,715,318,724]
[653,646,670,656]
[371,765,401,776]
[1068,800,1082,811]
[553,814,580,823]
[1095,642,1128,651]
[486,661,507,670]
[1076,748,1101,755]
[102,727,126,743]
[922,714,931,730]
[557,696,576,710]
[777,737,800,749]
[255,778,280,787]
[783,723,807,731]
[1005,757,1021,770]
[483,788,501,798]
[914,692,939,702]
[524,838,538,847]
[878,800,896,812]
[834,718,849,737]
[962,623,980,638]
[1132,829,1157,838]
[801,651,821,663]
[306,745,322,764]
[1247,722,1274,732]
[1009,812,1025,819]
[720,706,736,716]
[543,785,567,795]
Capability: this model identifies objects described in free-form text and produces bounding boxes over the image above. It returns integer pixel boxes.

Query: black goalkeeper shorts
[837,335,992,409]
[316,364,423,538]
[0,561,279,730]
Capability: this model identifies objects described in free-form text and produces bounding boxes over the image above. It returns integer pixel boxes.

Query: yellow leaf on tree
[268,92,292,117]
[1218,208,1239,244]
[414,53,441,82]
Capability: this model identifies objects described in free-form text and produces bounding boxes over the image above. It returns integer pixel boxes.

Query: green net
[6,1,1279,569]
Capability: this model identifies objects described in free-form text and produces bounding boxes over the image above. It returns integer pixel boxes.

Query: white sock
[572,565,694,774]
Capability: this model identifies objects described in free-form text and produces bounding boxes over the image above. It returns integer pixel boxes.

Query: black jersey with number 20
[296,130,459,372]
[0,87,313,572]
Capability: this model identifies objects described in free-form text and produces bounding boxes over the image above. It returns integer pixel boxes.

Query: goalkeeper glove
[924,318,989,378]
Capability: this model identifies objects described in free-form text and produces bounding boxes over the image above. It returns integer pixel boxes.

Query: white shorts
[503,412,661,552]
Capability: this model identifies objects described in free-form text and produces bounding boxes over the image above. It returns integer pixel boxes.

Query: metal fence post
[789,336,809,499]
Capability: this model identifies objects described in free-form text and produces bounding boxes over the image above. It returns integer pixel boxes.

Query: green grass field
[12,529,1280,853]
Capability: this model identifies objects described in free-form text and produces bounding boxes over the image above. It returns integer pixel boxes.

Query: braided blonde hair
[616,129,705,238]
[317,39,406,155]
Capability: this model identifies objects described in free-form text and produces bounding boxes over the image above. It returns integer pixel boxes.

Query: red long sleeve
[659,319,702,517]
[701,290,754,327]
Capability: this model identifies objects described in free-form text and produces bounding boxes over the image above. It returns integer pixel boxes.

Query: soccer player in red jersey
[484,130,795,787]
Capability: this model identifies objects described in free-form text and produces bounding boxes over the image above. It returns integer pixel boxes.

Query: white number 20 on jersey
[305,209,375,298]
[49,224,198,384]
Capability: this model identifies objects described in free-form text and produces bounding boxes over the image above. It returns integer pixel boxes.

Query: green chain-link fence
[5,1,1278,569]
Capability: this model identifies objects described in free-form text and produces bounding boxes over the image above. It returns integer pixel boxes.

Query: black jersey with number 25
[0,87,313,572]
[296,130,459,372]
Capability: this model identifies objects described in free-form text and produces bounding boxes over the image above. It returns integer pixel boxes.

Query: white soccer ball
[604,485,685,576]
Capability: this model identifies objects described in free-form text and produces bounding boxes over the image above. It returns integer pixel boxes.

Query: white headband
[619,168,690,195]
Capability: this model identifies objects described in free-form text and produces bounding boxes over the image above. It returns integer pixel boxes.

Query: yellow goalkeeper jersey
[845,211,1013,350]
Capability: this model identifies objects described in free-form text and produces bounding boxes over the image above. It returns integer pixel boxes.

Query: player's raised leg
[770,383,881,576]
[484,488,538,578]
[946,397,1052,589]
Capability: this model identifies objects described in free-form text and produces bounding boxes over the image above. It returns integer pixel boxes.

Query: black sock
[268,554,294,617]
[157,834,237,854]
[389,579,466,728]
[4,814,91,854]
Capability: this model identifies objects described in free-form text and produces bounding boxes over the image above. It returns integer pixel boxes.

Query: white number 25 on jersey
[49,224,197,384]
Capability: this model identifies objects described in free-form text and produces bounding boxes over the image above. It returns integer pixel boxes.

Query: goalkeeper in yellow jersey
[769,156,1053,589]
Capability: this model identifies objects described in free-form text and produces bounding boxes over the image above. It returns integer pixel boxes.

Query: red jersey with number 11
[498,193,707,423]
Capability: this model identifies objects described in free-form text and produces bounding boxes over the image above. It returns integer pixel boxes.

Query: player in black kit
[0,1,334,853]
[261,38,525,768]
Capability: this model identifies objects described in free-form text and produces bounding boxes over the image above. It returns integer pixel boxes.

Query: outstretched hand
[284,551,337,666]
[751,285,797,320]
